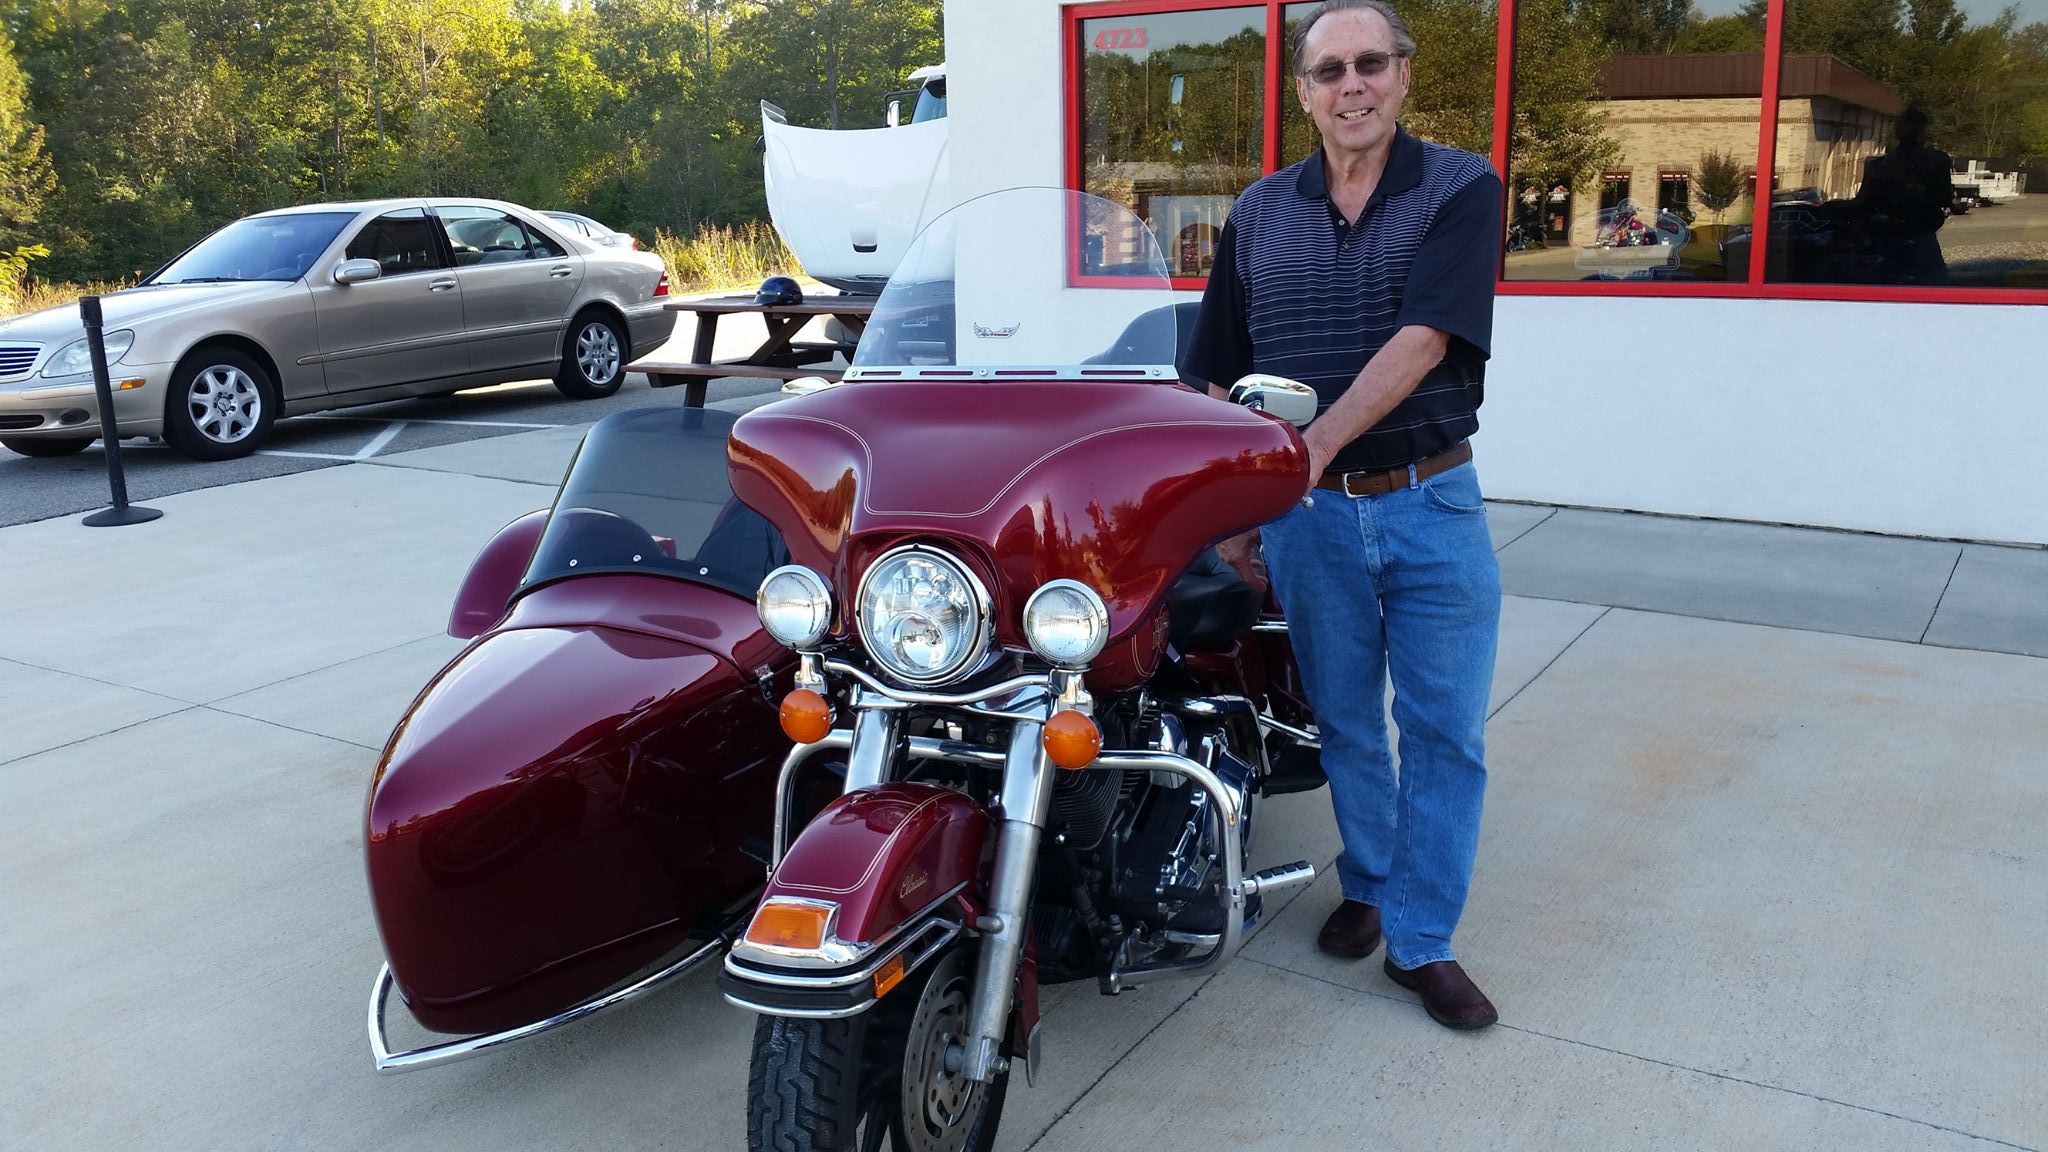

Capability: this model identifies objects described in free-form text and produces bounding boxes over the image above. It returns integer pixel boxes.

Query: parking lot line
[353,422,409,460]
[299,414,561,429]
[257,450,362,461]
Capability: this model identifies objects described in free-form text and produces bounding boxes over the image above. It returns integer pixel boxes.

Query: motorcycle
[363,188,1328,1151]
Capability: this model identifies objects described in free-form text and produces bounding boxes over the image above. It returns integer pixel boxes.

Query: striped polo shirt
[1184,127,1503,474]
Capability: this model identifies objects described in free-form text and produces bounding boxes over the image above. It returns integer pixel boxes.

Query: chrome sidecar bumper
[366,936,726,1073]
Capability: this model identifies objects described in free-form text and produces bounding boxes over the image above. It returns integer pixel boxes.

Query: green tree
[1404,0,1498,155]
[1694,148,1747,225]
[0,27,58,249]
[1670,14,1764,53]
[1511,0,1624,202]
[724,0,941,133]
[1587,0,1692,54]
[1742,0,1903,80]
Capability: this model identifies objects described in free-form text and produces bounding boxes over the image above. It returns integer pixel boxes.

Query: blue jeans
[1260,458,1501,968]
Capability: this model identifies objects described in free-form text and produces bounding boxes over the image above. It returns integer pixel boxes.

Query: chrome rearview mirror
[1228,374,1318,428]
[780,375,841,396]
[333,258,383,286]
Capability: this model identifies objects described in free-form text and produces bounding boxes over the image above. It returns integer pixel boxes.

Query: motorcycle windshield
[850,187,1183,375]
[520,407,789,596]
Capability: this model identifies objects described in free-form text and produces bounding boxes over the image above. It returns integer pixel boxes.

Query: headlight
[757,565,833,649]
[856,546,991,686]
[41,330,135,377]
[1021,580,1110,669]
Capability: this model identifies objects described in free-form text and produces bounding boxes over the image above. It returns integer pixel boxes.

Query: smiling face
[1295,7,1412,162]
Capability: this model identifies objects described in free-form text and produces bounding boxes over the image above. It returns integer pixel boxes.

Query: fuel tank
[366,577,790,1035]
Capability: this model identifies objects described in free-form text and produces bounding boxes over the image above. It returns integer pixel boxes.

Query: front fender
[720,784,988,1015]
[762,783,988,948]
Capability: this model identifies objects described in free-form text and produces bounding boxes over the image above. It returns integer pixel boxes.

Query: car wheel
[165,347,277,461]
[1,435,94,458]
[555,311,628,399]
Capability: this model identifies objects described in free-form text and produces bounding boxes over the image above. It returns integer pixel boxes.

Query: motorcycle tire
[747,946,1008,1152]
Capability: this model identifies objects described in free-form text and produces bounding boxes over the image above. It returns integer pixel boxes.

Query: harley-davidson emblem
[897,869,930,901]
[973,322,1020,339]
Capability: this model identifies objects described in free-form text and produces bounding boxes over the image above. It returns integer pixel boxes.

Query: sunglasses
[1303,51,1404,84]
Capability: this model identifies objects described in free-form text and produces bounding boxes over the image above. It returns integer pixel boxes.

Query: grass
[1,276,136,320]
[0,222,803,319]
[654,221,805,295]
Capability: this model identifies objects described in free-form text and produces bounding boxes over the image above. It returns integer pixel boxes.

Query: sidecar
[363,406,801,1070]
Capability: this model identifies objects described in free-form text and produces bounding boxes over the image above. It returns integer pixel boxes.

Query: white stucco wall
[947,0,2048,544]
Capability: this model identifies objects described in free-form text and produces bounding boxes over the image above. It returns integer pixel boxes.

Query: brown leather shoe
[1383,958,1498,1030]
[1315,900,1381,959]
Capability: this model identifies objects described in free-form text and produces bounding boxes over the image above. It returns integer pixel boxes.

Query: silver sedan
[0,197,677,460]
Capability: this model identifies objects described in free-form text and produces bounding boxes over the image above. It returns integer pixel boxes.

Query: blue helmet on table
[755,275,803,306]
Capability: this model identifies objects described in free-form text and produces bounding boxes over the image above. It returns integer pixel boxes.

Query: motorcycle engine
[1107,736,1258,935]
[1051,766,1132,850]
[1032,712,1261,984]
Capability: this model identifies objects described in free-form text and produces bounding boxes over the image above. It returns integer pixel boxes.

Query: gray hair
[1291,0,1418,75]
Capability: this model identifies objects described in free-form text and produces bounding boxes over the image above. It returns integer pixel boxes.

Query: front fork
[955,719,1056,1082]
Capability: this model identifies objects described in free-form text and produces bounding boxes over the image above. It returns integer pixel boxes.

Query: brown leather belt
[1315,441,1473,498]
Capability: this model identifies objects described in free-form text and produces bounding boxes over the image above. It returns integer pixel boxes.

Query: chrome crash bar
[366,935,725,1074]
[771,732,1303,985]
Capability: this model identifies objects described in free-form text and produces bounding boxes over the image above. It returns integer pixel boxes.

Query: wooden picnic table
[631,293,876,408]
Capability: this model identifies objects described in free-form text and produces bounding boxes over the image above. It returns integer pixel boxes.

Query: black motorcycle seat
[1083,301,1203,371]
[1167,547,1262,653]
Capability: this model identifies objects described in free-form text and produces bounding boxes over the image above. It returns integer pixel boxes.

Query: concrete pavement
[1,407,2043,1151]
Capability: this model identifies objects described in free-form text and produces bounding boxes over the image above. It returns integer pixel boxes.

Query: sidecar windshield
[851,187,1183,375]
[520,407,788,597]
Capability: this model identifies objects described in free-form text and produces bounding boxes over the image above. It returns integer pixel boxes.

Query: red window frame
[1062,0,2048,305]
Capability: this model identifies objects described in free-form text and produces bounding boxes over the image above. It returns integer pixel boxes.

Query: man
[1855,106,1952,285]
[1184,0,1504,1030]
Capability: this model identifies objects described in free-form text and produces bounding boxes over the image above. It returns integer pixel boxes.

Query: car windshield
[912,79,947,122]
[520,408,789,597]
[850,187,1180,374]
[148,212,356,285]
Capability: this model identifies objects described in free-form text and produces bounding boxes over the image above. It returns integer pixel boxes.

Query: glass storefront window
[1765,0,2048,289]
[1504,0,1765,282]
[1067,0,2045,302]
[1280,0,1498,168]
[1078,6,1267,278]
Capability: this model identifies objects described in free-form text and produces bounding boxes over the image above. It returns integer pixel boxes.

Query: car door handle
[429,278,457,292]
[547,266,574,278]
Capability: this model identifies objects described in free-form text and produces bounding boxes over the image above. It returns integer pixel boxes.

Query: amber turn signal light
[780,689,833,744]
[873,953,908,1000]
[745,899,834,951]
[1043,709,1102,770]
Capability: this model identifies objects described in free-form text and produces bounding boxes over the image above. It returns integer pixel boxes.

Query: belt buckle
[1342,471,1371,498]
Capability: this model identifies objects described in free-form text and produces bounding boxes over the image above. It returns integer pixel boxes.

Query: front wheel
[165,348,277,460]
[747,947,1008,1152]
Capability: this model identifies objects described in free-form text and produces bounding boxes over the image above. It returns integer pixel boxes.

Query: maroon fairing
[763,784,989,944]
[367,574,793,1034]
[727,380,1309,693]
[448,510,550,640]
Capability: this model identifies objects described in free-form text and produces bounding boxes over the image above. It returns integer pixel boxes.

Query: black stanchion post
[79,294,162,527]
